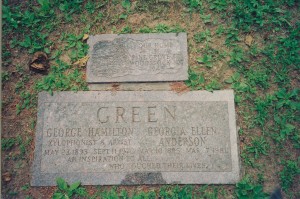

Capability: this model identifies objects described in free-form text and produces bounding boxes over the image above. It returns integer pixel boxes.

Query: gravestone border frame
[86,33,189,83]
[31,90,240,186]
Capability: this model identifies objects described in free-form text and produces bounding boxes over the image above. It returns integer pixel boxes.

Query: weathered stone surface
[31,90,240,186]
[88,82,171,91]
[86,33,188,83]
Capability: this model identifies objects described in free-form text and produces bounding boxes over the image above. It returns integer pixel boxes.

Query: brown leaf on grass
[82,34,89,41]
[73,55,90,68]
[3,172,11,182]
[29,52,49,74]
[82,73,86,80]
[245,35,253,46]
[170,82,189,94]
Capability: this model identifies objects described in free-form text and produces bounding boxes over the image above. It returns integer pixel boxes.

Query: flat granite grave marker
[31,90,240,186]
[86,33,188,83]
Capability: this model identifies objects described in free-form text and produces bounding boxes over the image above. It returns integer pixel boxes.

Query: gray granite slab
[86,33,188,83]
[31,90,240,186]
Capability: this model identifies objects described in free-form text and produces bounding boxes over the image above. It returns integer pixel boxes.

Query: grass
[2,137,16,151]
[246,137,269,160]
[53,178,88,199]
[1,0,299,198]
[235,176,268,199]
[279,159,300,192]
[139,24,185,33]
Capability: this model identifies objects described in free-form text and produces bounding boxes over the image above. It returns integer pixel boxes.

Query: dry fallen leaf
[110,84,120,96]
[31,63,44,70]
[82,34,89,41]
[73,55,90,67]
[82,73,86,80]
[245,35,253,46]
[111,84,120,92]
[3,172,11,182]
[170,82,189,94]
[29,51,49,74]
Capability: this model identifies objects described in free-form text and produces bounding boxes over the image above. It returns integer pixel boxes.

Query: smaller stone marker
[31,90,240,186]
[86,33,188,83]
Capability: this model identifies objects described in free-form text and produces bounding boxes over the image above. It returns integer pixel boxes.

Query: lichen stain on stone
[121,172,166,185]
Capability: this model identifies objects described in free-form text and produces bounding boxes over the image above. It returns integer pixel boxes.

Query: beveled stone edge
[88,82,172,91]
